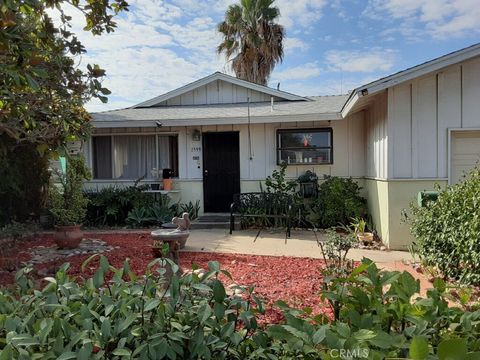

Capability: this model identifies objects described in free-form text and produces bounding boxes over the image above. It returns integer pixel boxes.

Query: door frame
[202,131,241,213]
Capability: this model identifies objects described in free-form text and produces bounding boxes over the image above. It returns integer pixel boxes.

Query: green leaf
[0,345,13,360]
[56,352,76,360]
[213,280,226,303]
[99,256,110,273]
[353,329,377,341]
[144,299,160,312]
[409,336,430,360]
[11,335,40,347]
[192,284,212,292]
[465,352,480,360]
[101,318,111,340]
[117,313,137,334]
[112,348,132,357]
[93,269,104,288]
[81,254,100,272]
[433,278,446,293]
[208,261,220,272]
[312,326,327,344]
[266,325,291,341]
[438,339,468,360]
[214,302,225,319]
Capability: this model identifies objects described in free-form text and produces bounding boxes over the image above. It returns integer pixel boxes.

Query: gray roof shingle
[92,95,348,125]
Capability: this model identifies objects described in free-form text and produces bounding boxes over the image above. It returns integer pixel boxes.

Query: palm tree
[217,0,285,86]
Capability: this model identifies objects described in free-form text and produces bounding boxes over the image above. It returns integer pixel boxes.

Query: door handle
[204,169,208,177]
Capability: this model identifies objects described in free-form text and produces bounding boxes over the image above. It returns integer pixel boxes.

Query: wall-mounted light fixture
[192,129,201,141]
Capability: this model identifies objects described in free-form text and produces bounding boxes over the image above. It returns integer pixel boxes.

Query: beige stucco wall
[364,179,390,246]
[364,179,448,250]
[386,180,447,250]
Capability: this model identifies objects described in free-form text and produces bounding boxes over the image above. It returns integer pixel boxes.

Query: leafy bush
[49,156,91,226]
[318,229,357,277]
[0,258,265,359]
[270,259,480,359]
[85,186,193,228]
[306,176,367,228]
[1,258,480,359]
[264,162,297,194]
[85,185,152,226]
[409,167,480,285]
[180,200,201,221]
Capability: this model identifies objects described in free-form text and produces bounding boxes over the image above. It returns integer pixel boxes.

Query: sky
[56,0,480,112]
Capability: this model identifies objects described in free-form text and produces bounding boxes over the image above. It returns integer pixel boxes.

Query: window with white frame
[277,128,333,165]
[92,134,178,180]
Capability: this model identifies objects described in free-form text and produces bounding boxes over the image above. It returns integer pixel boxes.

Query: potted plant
[49,156,91,249]
[351,217,374,244]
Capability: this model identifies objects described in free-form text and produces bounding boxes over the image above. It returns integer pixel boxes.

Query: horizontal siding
[90,116,366,182]
[388,56,480,179]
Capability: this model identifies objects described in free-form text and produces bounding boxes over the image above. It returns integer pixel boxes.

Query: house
[87,43,480,250]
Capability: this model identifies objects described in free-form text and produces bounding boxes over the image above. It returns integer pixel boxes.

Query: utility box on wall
[417,191,439,207]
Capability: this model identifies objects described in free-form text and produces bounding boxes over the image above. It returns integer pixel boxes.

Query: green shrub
[270,259,480,359]
[409,167,480,285]
[180,200,201,221]
[306,176,367,228]
[264,162,297,194]
[49,156,91,226]
[85,185,153,226]
[85,186,192,228]
[0,258,265,359]
[1,258,480,359]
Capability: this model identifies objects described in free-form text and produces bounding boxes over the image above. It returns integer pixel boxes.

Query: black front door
[203,132,240,212]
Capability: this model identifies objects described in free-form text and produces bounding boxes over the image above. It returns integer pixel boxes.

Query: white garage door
[451,130,480,184]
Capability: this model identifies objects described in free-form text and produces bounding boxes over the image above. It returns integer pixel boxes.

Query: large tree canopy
[0,0,128,225]
[217,0,284,86]
[0,0,128,151]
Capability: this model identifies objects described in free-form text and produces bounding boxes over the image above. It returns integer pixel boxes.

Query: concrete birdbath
[151,212,191,265]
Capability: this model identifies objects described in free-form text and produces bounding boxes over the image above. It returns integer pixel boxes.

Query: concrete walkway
[181,228,413,265]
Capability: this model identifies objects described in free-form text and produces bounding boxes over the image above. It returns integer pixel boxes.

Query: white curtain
[113,135,156,179]
[158,136,171,176]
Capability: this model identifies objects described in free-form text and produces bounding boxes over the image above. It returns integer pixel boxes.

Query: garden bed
[0,232,331,323]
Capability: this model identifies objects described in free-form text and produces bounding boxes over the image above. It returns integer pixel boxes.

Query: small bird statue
[172,212,191,231]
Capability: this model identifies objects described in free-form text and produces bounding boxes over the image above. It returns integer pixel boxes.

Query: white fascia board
[92,112,342,128]
[359,43,480,96]
[340,92,359,118]
[133,72,307,108]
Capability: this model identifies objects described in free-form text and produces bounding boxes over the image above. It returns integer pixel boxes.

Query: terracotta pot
[163,178,173,191]
[54,225,83,249]
[357,232,374,243]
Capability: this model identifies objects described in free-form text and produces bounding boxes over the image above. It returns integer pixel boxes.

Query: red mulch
[0,233,332,323]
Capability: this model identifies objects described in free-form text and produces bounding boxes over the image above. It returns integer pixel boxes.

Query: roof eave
[91,112,342,128]
[359,42,480,97]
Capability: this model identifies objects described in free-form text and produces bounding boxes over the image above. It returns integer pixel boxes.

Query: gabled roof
[133,72,308,108]
[93,95,347,128]
[342,42,480,117]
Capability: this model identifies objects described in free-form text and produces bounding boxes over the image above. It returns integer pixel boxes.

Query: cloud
[325,49,396,73]
[46,0,333,112]
[364,0,480,38]
[271,63,321,82]
[275,0,327,28]
[284,37,310,53]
